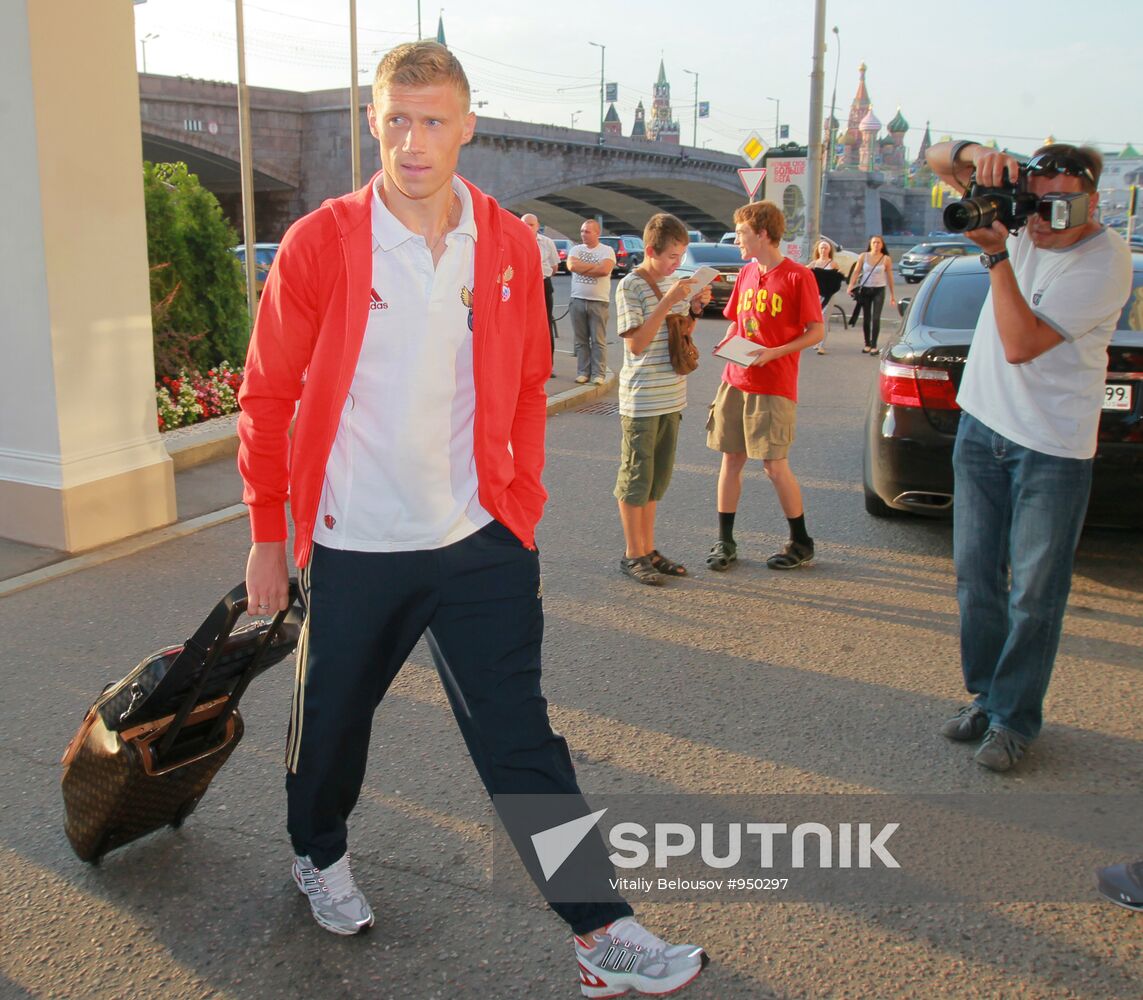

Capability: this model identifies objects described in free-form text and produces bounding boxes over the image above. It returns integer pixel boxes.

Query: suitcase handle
[155,580,300,762]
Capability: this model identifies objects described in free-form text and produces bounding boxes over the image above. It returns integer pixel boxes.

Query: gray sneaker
[575,916,707,997]
[974,728,1027,773]
[941,705,989,742]
[293,853,374,935]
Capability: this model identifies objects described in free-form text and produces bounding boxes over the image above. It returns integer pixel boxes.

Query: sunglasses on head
[1025,152,1096,186]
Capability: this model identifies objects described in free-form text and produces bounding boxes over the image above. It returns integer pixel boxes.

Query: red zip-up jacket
[237,173,550,568]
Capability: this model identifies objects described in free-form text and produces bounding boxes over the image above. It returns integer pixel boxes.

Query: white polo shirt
[312,177,493,552]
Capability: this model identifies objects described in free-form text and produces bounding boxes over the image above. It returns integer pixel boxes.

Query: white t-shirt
[312,177,493,551]
[568,242,615,302]
[957,226,1132,459]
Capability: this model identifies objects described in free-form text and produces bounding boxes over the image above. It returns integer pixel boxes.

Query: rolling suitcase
[61,581,304,863]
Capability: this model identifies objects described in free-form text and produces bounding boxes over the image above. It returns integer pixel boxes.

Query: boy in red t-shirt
[705,201,824,571]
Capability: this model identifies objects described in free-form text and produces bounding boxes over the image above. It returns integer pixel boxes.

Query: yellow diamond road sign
[739,132,767,167]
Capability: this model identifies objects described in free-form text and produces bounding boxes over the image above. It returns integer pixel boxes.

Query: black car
[599,235,644,276]
[899,241,974,283]
[673,243,750,312]
[862,251,1143,527]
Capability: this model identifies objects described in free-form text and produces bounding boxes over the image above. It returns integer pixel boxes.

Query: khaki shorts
[705,382,797,460]
[614,411,682,504]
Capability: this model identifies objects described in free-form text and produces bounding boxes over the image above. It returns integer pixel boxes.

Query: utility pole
[589,41,605,137]
[235,0,257,323]
[349,0,361,191]
[684,68,698,147]
[766,96,780,146]
[805,0,827,256]
[140,32,158,73]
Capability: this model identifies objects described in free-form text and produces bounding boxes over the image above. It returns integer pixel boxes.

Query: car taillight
[879,360,959,410]
[617,247,628,258]
[559,250,567,260]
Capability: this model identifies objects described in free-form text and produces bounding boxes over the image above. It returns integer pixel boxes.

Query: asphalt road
[1,303,1140,999]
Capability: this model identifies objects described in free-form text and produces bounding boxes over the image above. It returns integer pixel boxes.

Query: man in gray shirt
[567,218,615,384]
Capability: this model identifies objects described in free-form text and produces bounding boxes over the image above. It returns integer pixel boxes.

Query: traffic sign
[738,132,767,167]
[738,167,767,199]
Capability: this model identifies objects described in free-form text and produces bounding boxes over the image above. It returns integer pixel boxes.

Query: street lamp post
[571,110,583,129]
[683,68,698,147]
[827,26,841,172]
[588,41,605,137]
[349,0,361,191]
[140,32,159,73]
[766,96,780,146]
[234,1,258,323]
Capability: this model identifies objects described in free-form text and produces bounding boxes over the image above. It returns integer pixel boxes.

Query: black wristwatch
[980,249,1009,270]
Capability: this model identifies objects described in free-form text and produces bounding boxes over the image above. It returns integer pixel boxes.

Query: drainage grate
[577,401,620,415]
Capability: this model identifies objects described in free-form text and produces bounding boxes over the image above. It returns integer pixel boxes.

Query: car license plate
[1103,383,1132,411]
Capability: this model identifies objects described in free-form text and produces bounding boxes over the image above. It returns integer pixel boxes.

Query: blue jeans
[952,413,1092,742]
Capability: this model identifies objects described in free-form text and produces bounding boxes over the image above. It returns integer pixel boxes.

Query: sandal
[705,539,737,572]
[766,540,814,570]
[620,555,664,586]
[649,550,687,577]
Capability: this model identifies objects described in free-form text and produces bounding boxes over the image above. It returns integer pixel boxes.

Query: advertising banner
[762,149,810,262]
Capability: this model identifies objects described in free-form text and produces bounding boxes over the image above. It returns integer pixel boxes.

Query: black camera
[943,169,1089,234]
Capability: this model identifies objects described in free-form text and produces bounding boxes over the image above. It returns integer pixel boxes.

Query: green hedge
[144,161,250,378]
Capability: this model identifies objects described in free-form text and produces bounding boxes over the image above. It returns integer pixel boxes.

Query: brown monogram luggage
[61,582,303,863]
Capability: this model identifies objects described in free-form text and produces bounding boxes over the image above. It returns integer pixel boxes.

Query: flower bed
[156,362,243,431]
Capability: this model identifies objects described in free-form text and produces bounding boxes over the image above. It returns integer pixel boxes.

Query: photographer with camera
[927,139,1132,772]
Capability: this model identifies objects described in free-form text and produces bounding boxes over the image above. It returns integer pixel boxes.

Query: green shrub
[144,161,249,377]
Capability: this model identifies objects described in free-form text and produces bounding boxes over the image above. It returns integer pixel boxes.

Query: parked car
[230,242,280,297]
[687,230,706,244]
[898,240,973,283]
[719,232,737,244]
[862,251,1143,527]
[552,238,572,274]
[599,235,644,276]
[673,242,752,312]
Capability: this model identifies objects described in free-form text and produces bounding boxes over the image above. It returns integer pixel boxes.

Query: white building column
[0,0,176,551]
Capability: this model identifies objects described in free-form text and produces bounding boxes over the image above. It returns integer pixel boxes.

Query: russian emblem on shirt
[461,284,474,330]
[499,265,514,302]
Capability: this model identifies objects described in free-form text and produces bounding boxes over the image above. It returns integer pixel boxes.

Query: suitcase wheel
[172,796,201,829]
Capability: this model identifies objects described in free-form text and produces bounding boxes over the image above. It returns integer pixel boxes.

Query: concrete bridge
[138,74,748,241]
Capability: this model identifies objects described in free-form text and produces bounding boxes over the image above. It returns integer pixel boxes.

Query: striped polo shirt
[615,271,688,418]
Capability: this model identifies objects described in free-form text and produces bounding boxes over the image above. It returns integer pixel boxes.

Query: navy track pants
[285,521,632,933]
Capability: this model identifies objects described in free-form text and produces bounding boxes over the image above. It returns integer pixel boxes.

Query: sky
[131,0,1140,160]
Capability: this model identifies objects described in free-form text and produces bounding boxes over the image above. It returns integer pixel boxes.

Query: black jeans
[286,527,632,933]
[861,286,886,348]
[543,276,555,363]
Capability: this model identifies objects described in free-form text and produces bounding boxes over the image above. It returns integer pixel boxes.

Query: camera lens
[943,197,998,233]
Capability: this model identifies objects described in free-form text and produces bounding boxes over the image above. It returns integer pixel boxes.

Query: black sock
[718,511,736,545]
[788,514,812,547]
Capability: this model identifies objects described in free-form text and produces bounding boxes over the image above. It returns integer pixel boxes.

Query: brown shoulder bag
[636,267,699,376]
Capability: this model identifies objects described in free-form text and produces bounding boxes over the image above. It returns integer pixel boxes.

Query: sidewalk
[0,339,613,594]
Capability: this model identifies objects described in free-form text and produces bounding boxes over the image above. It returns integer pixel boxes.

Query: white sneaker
[575,916,707,997]
[592,375,606,385]
[293,853,374,935]
[575,375,589,384]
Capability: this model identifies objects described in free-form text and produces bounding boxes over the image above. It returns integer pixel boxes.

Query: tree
[143,161,249,377]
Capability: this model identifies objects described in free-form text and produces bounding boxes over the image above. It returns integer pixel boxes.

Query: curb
[1,377,614,595]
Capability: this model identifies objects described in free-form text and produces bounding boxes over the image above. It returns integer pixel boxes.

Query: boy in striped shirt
[613,213,711,585]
